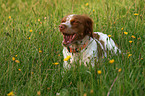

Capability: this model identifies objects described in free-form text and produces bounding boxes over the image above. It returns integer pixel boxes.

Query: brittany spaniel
[59,14,121,69]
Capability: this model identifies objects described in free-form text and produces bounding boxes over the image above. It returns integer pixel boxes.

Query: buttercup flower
[7,91,14,96]
[90,89,94,93]
[93,9,95,12]
[128,54,132,58]
[53,62,59,65]
[83,93,87,96]
[9,16,11,19]
[64,55,71,61]
[124,32,128,35]
[39,50,42,53]
[121,28,123,30]
[15,60,20,63]
[29,30,32,32]
[97,70,102,74]
[118,68,122,72]
[28,37,31,40]
[31,72,34,74]
[131,35,136,39]
[85,3,89,6]
[18,69,21,71]
[39,48,42,53]
[129,41,133,43]
[12,57,15,61]
[37,91,41,95]
[109,59,114,64]
[108,35,111,37]
[15,55,17,57]
[134,13,139,16]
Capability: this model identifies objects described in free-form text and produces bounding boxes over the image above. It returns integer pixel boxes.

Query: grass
[0,0,144,95]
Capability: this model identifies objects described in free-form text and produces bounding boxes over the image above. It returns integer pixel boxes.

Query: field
[0,0,144,96]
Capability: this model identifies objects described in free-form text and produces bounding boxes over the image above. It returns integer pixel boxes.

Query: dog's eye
[61,20,66,23]
[71,20,79,25]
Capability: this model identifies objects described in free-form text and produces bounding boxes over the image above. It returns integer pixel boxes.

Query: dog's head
[59,14,93,46]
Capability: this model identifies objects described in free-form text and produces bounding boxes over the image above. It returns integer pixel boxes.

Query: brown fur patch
[100,40,105,48]
[115,43,118,47]
[97,40,105,58]
[93,33,100,40]
[97,42,103,58]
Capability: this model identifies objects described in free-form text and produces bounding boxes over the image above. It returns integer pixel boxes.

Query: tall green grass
[0,0,144,95]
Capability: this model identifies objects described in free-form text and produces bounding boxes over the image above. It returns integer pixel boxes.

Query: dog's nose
[59,24,66,30]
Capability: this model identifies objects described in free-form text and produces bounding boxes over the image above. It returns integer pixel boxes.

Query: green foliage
[0,0,144,95]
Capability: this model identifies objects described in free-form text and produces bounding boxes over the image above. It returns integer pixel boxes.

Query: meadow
[0,0,144,95]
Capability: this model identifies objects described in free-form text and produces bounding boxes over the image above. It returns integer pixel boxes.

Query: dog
[59,14,121,69]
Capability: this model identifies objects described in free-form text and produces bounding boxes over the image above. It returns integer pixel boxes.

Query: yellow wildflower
[131,35,136,39]
[28,37,31,40]
[121,28,123,30]
[93,9,95,12]
[97,70,102,74]
[29,30,32,32]
[18,69,21,71]
[37,91,41,95]
[12,57,15,61]
[7,91,14,96]
[129,41,133,43]
[15,60,20,63]
[134,13,139,16]
[109,59,114,64]
[53,62,59,65]
[85,3,89,6]
[90,89,94,94]
[108,35,111,37]
[124,32,128,35]
[31,72,34,74]
[9,16,11,19]
[39,50,42,53]
[38,19,40,21]
[128,54,132,58]
[15,55,17,57]
[64,55,71,61]
[83,93,87,96]
[118,68,122,72]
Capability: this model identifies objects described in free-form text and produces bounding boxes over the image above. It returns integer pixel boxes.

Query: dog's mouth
[62,33,77,46]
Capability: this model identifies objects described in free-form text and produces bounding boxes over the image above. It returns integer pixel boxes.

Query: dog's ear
[83,15,93,37]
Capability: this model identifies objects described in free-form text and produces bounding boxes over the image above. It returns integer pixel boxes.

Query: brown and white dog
[59,14,121,69]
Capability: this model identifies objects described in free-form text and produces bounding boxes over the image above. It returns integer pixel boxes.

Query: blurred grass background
[0,0,144,95]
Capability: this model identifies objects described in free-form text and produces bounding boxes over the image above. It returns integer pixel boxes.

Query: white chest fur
[63,37,97,69]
